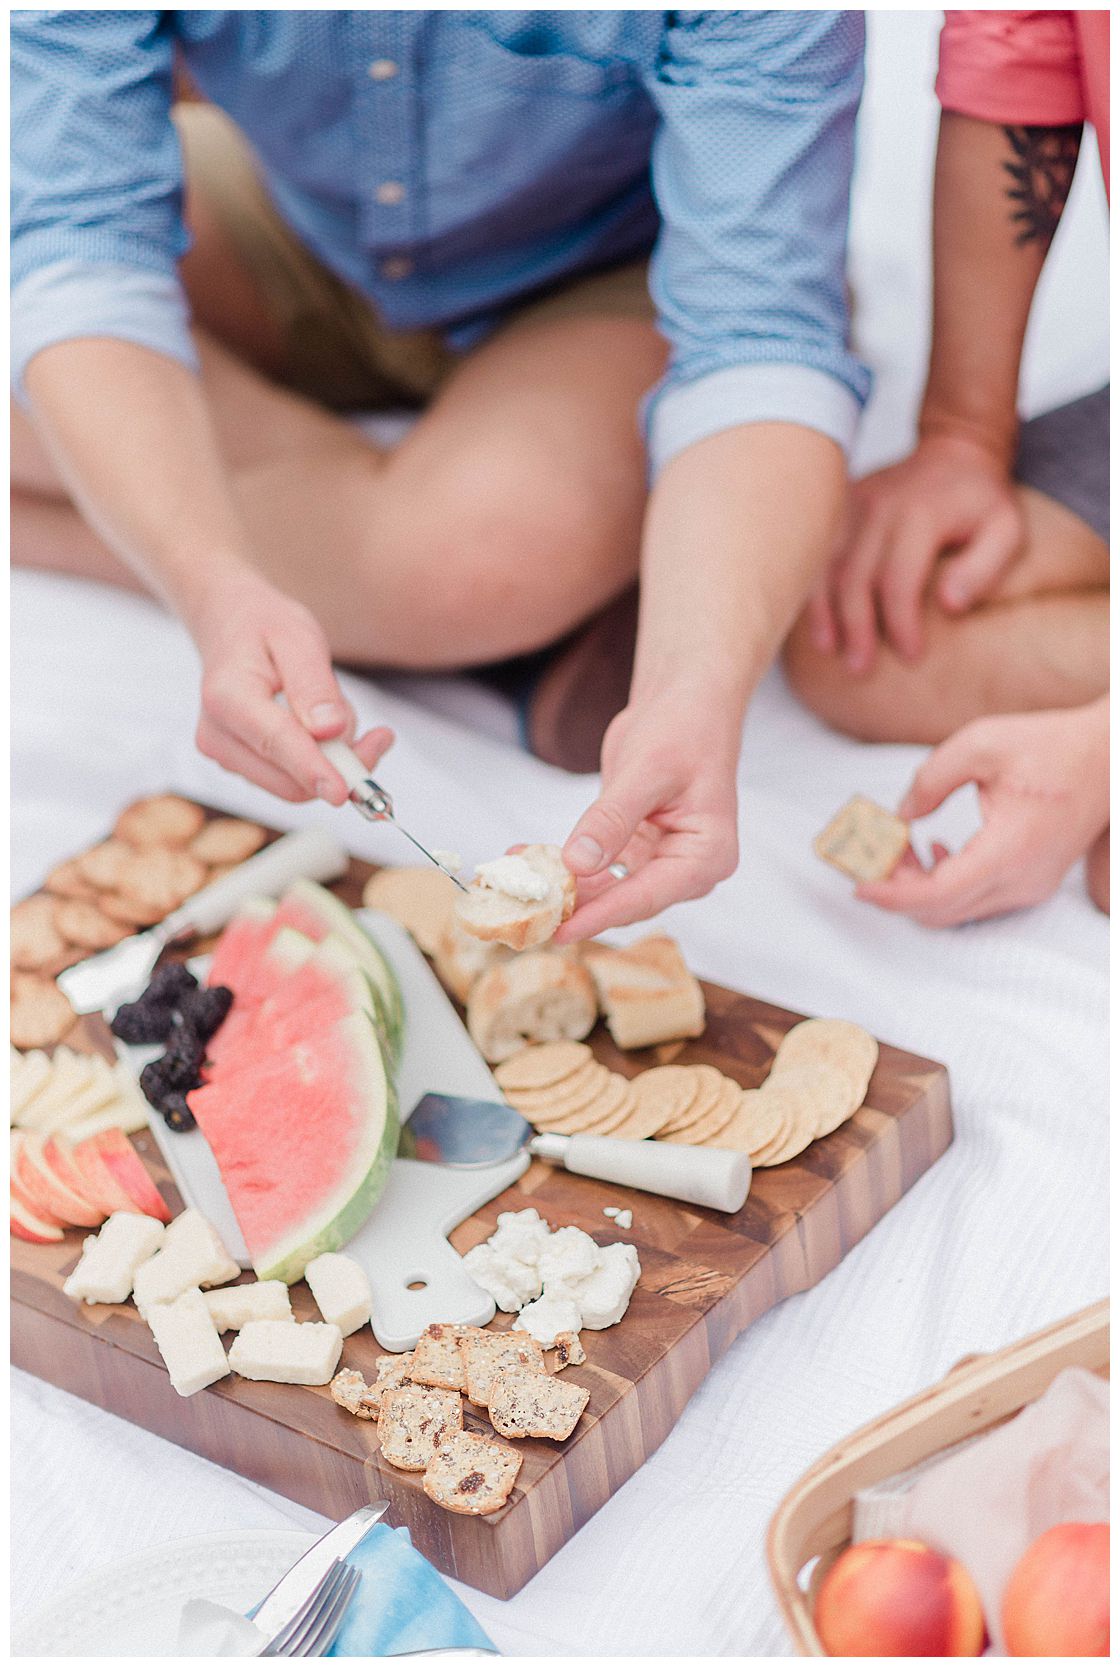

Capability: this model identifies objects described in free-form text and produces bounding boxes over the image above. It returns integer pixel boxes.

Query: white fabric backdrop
[11,13,1109,1655]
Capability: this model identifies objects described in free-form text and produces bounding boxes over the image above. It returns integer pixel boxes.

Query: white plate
[11,1527,313,1657]
[125,909,529,1350]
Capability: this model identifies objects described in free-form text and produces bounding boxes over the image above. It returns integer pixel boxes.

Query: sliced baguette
[580,934,705,1050]
[467,950,597,1064]
[454,844,575,951]
[432,916,511,1005]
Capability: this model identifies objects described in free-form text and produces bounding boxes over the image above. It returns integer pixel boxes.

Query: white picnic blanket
[10,14,1108,1655]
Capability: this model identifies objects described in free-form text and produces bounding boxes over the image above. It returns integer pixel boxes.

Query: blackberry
[179,984,234,1042]
[111,999,175,1046]
[161,1092,196,1133]
[140,1058,175,1111]
[160,1021,206,1091]
[145,962,199,1006]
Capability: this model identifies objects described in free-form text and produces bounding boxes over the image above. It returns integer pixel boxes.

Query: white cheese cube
[228,1320,343,1385]
[566,1241,641,1330]
[62,1212,166,1306]
[146,1287,231,1397]
[513,1293,584,1349]
[462,1242,541,1312]
[304,1252,372,1336]
[203,1280,294,1333]
[132,1208,240,1316]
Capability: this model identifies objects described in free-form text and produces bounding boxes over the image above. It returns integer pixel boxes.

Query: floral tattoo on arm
[1002,124,1083,246]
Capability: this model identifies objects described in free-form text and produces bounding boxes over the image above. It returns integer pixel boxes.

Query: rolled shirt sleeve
[936,11,1087,127]
[10,10,197,396]
[644,10,870,474]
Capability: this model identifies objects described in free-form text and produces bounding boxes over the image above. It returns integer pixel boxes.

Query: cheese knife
[56,825,350,1015]
[401,1092,752,1213]
[320,740,468,891]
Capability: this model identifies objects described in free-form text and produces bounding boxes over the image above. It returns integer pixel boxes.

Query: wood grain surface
[11,811,954,1598]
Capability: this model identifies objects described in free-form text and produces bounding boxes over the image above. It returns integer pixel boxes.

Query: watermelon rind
[279,879,405,1065]
[255,1011,399,1283]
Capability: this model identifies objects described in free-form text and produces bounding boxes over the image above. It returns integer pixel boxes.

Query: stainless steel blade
[399,1092,534,1167]
[253,1502,388,1639]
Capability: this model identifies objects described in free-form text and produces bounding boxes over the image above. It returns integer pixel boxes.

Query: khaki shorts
[175,101,654,411]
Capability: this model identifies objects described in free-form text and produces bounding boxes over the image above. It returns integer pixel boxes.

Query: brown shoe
[525,586,639,773]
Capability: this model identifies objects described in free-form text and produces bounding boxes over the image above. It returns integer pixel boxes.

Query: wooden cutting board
[11,812,953,1599]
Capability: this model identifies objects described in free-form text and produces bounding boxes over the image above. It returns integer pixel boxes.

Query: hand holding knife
[319,740,468,891]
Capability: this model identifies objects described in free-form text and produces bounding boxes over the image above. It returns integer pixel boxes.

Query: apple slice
[16,1131,105,1227]
[43,1136,105,1210]
[10,1158,66,1228]
[10,1190,64,1244]
[67,1136,137,1215]
[88,1128,172,1224]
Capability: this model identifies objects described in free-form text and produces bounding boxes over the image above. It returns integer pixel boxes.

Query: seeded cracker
[459,1330,546,1407]
[330,1367,379,1420]
[487,1365,590,1441]
[422,1430,522,1516]
[409,1322,479,1391]
[377,1385,462,1471]
[814,796,910,883]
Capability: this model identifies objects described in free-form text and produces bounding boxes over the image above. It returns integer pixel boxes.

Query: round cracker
[11,897,68,971]
[770,1018,878,1108]
[361,865,457,956]
[43,859,100,900]
[114,794,206,849]
[656,1064,726,1137]
[751,1068,852,1166]
[75,839,134,890]
[557,1070,633,1135]
[52,899,131,951]
[661,1073,742,1146]
[701,1086,787,1154]
[495,1041,593,1094]
[578,1076,642,1137]
[189,817,268,866]
[118,848,206,914]
[511,1063,612,1130]
[100,892,167,927]
[10,974,76,1049]
[619,1065,701,1140]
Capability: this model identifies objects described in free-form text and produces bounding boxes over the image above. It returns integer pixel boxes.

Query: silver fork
[262,1558,362,1657]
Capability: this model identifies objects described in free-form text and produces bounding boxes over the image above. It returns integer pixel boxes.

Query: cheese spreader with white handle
[320,739,468,891]
[57,825,349,1014]
[402,1091,752,1213]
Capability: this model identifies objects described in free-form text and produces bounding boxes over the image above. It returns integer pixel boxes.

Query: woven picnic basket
[767,1298,1109,1655]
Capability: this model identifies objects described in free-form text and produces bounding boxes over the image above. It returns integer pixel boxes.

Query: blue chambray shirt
[11,10,871,470]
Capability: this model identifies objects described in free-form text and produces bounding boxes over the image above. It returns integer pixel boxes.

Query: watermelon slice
[205,925,317,1071]
[188,1010,398,1283]
[204,898,303,1008]
[215,934,379,1069]
[87,1128,172,1223]
[272,880,405,1065]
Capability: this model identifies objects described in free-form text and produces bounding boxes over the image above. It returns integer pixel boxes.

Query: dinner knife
[252,1502,388,1640]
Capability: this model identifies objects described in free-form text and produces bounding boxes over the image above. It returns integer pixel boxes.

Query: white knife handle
[531,1132,751,1214]
[319,738,370,794]
[164,827,350,939]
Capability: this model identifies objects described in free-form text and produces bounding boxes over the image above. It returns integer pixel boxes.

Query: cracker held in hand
[377,1385,463,1471]
[581,934,706,1050]
[455,845,575,951]
[467,950,597,1064]
[487,1365,590,1441]
[422,1430,523,1516]
[814,796,910,883]
[362,865,457,956]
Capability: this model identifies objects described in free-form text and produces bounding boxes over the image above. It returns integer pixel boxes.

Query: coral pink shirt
[937,10,1109,196]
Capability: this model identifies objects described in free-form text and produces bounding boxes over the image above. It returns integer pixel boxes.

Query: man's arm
[560,13,863,934]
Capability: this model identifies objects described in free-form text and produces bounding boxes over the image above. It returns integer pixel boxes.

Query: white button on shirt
[375,181,406,205]
[368,59,398,81]
[380,256,413,280]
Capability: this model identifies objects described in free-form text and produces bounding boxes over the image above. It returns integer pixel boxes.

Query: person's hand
[806,434,1024,672]
[190,570,394,802]
[553,692,740,942]
[858,703,1110,927]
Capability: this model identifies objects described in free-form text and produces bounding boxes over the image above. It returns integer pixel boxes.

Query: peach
[1002,1521,1109,1656]
[814,1537,985,1657]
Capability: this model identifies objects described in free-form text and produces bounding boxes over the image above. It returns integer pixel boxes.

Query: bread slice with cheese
[467,949,597,1064]
[454,845,575,951]
[580,934,705,1050]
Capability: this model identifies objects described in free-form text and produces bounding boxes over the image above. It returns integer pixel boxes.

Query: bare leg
[783,485,1108,745]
